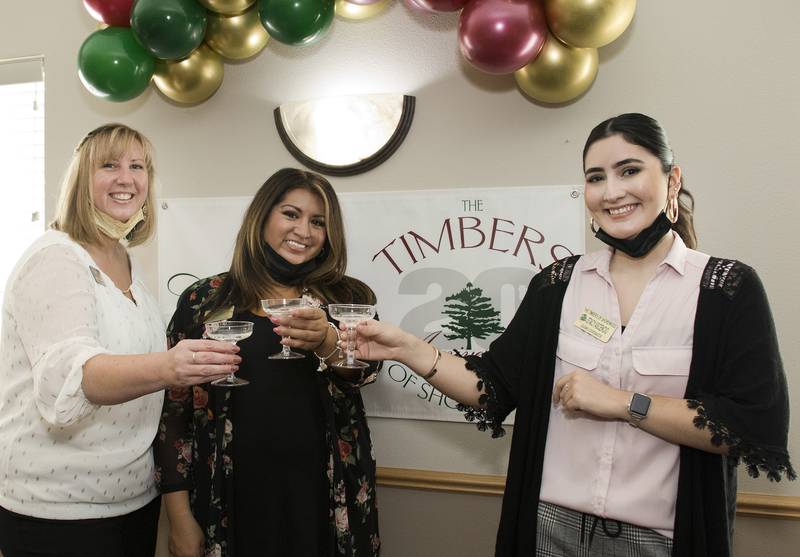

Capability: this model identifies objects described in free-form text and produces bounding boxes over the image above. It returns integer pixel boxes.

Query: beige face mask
[93,207,145,240]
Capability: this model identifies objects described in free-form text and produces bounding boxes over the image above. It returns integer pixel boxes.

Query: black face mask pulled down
[594,212,673,258]
[264,243,319,286]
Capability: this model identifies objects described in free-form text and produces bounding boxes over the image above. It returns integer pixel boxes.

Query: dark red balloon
[458,0,547,75]
[83,0,136,27]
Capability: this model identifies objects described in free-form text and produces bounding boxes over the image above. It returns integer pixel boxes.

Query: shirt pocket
[556,331,604,372]
[631,346,692,398]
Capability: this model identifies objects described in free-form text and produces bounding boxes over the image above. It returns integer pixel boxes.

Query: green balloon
[78,27,155,102]
[258,0,334,46]
[131,0,207,60]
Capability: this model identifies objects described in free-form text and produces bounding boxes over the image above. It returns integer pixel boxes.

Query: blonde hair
[51,123,157,247]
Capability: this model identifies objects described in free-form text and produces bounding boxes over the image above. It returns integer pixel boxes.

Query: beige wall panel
[371,488,800,557]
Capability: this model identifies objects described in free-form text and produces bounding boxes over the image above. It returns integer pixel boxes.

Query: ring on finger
[192,351,197,363]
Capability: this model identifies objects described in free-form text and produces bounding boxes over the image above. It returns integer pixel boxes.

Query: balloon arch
[79,0,636,105]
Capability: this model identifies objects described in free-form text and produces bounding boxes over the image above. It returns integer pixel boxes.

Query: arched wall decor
[273,93,415,176]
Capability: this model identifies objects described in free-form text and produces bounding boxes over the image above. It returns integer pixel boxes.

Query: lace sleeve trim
[455,354,506,439]
[687,399,797,482]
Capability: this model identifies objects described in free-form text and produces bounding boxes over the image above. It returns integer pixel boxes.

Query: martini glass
[328,303,376,369]
[261,298,307,359]
[205,320,254,387]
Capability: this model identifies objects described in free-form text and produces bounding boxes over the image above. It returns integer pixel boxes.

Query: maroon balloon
[402,0,470,12]
[458,0,547,75]
[83,0,136,27]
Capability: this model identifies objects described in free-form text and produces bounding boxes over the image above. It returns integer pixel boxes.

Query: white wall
[1,1,798,553]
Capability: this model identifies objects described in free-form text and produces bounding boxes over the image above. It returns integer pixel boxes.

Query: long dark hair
[202,168,374,317]
[583,113,697,249]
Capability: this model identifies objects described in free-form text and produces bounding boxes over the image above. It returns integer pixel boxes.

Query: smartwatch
[627,392,651,427]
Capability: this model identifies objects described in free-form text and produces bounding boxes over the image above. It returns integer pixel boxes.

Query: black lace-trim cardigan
[458,255,794,557]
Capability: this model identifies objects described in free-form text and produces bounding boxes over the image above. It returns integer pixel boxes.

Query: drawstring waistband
[580,512,622,548]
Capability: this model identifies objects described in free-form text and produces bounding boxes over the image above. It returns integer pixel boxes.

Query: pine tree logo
[441,282,504,350]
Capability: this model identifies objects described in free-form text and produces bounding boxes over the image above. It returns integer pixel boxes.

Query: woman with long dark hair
[156,168,381,557]
[349,113,794,556]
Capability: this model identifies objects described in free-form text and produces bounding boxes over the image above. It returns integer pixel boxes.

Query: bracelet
[314,322,340,372]
[420,346,441,381]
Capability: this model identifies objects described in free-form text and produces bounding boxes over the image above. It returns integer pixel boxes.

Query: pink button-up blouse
[539,233,710,538]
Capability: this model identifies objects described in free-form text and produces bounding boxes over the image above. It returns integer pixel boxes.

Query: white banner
[157,196,248,320]
[157,186,584,423]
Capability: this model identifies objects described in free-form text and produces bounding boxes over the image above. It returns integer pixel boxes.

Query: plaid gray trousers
[535,501,673,557]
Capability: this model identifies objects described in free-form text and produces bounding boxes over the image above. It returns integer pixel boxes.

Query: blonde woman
[0,124,240,557]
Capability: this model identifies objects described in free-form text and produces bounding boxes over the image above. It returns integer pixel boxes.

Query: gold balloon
[197,0,256,16]
[335,0,391,21]
[514,34,598,104]
[153,44,224,105]
[544,0,636,48]
[205,5,269,60]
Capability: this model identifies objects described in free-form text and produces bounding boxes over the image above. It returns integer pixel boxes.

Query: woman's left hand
[552,370,629,420]
[270,306,330,351]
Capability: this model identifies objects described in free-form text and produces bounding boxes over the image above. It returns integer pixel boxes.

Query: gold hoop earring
[590,217,598,233]
[666,197,679,223]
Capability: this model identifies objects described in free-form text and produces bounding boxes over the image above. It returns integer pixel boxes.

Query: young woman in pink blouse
[349,113,794,556]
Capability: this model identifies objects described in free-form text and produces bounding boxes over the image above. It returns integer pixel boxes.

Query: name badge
[89,266,105,286]
[575,307,617,343]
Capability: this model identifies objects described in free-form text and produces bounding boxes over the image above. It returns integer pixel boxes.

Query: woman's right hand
[168,512,205,557]
[163,338,241,387]
[351,320,483,408]
[349,320,414,363]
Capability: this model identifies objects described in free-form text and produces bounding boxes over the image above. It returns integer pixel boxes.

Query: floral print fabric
[154,274,380,556]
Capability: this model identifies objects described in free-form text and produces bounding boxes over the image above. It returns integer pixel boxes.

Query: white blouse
[0,230,165,519]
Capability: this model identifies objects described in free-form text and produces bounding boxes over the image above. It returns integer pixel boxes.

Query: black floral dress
[154,274,381,557]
